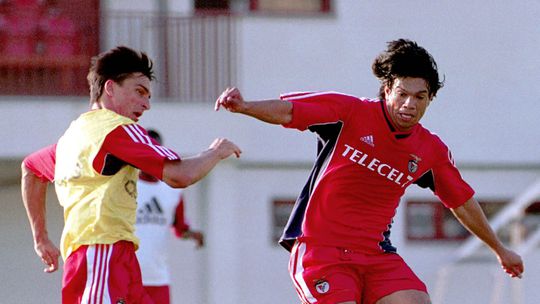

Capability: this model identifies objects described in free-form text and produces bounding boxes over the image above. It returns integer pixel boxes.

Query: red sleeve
[432,148,475,209]
[95,124,180,180]
[280,91,356,131]
[23,144,57,182]
[172,194,190,237]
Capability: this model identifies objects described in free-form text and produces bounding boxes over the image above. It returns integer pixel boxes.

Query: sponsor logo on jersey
[137,197,167,225]
[315,280,330,294]
[342,144,414,188]
[360,135,375,147]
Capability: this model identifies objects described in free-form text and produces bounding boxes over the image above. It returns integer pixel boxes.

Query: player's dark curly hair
[87,46,155,103]
[372,39,443,100]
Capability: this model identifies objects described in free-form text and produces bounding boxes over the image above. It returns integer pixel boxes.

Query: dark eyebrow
[137,84,151,98]
[396,86,428,95]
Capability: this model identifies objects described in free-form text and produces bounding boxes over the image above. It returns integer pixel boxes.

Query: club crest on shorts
[408,154,422,173]
[315,279,330,294]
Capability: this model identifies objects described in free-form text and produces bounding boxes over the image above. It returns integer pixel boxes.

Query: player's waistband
[295,236,383,255]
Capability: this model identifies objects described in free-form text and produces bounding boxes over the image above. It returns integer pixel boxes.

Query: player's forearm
[240,99,293,125]
[451,198,505,253]
[21,164,50,244]
[162,149,223,188]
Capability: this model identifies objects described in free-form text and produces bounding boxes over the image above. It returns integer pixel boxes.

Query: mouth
[398,112,415,122]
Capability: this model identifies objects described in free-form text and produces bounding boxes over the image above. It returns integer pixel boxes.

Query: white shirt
[135,179,184,285]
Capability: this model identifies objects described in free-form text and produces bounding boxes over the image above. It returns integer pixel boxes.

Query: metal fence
[102,11,238,102]
[0,11,239,101]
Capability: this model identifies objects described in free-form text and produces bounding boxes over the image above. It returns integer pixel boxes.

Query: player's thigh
[289,241,362,303]
[62,245,90,304]
[363,253,428,304]
[293,269,361,304]
[144,286,170,304]
[375,289,430,304]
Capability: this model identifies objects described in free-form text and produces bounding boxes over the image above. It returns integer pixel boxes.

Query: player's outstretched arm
[20,163,60,273]
[450,197,524,278]
[162,138,241,188]
[215,87,293,125]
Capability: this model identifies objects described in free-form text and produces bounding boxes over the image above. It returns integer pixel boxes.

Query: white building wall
[238,0,540,164]
[1,1,540,303]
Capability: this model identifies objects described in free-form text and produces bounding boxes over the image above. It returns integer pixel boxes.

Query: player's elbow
[163,174,195,189]
[162,160,202,188]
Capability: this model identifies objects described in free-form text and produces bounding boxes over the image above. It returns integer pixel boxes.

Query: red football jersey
[279,92,474,254]
[23,124,179,183]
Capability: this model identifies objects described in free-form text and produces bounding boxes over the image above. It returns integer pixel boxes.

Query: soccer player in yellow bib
[21,46,241,304]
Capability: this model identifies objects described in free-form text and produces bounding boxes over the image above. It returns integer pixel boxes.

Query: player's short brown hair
[372,39,443,99]
[87,46,155,103]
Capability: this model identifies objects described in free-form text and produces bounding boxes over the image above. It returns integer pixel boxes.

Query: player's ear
[384,85,391,100]
[104,79,115,97]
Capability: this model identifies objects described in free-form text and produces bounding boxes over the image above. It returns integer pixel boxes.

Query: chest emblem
[408,154,422,173]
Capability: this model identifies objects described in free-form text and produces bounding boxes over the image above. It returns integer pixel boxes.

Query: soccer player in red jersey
[21,46,241,304]
[215,39,523,304]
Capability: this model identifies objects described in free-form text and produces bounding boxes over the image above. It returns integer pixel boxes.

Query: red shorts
[289,240,427,304]
[62,241,154,304]
[143,286,170,304]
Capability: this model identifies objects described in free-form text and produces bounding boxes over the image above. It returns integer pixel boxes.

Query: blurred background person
[136,129,205,304]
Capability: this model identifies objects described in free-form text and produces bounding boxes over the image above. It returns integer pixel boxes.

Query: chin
[396,124,413,132]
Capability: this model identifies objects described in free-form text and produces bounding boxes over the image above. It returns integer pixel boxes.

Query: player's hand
[496,247,524,278]
[186,230,205,249]
[209,138,242,159]
[215,87,246,113]
[34,238,61,273]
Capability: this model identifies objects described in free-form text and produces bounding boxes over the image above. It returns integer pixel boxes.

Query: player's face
[107,73,151,122]
[384,77,432,132]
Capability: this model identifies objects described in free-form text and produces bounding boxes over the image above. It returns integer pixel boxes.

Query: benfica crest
[315,280,330,294]
[408,154,422,173]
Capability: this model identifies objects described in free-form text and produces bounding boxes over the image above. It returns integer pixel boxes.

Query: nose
[403,96,417,110]
[142,98,151,111]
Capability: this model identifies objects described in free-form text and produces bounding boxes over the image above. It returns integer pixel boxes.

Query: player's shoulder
[416,124,449,151]
[112,123,155,144]
[281,90,368,102]
[116,122,148,135]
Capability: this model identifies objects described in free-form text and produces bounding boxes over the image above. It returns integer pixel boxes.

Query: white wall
[101,0,195,14]
[1,184,63,303]
[238,0,540,164]
[2,1,540,303]
[102,0,157,12]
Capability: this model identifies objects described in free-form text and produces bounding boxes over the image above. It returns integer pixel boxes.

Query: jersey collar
[380,99,417,139]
